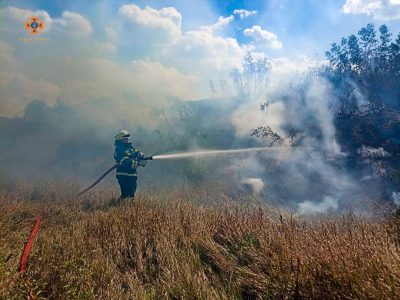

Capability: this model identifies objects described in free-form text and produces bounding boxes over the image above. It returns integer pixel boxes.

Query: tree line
[324,23,400,113]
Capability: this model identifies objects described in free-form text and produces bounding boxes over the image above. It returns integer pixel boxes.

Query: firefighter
[114,130,147,199]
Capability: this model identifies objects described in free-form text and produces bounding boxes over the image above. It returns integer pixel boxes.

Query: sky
[1,0,400,117]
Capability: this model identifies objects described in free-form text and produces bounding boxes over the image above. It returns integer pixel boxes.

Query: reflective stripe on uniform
[132,160,138,168]
[116,172,137,176]
[120,157,130,164]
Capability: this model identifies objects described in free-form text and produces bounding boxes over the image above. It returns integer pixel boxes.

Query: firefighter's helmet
[115,129,130,140]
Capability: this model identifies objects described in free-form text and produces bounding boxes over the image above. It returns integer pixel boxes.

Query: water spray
[77,147,273,196]
[152,147,274,160]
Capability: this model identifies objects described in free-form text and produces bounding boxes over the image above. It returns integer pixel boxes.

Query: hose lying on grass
[19,215,42,273]
[77,164,118,196]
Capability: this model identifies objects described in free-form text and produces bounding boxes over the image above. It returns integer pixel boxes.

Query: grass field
[1,185,400,299]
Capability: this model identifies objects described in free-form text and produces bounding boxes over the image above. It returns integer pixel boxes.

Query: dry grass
[1,186,400,299]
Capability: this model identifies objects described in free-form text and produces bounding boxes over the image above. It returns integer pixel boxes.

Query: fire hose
[19,215,42,273]
[77,156,153,196]
[18,146,272,273]
[18,157,152,274]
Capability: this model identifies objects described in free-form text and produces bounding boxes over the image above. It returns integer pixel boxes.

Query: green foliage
[325,23,400,78]
[324,23,400,113]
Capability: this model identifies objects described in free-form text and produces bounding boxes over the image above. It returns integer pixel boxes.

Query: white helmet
[115,129,130,140]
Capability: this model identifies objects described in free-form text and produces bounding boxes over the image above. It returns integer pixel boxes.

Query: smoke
[0,64,392,216]
[227,69,349,209]
[358,145,391,159]
[0,5,223,118]
[0,54,369,215]
[298,196,339,214]
[241,178,264,194]
[231,99,286,137]
[0,4,397,215]
[303,77,341,155]
[392,192,400,206]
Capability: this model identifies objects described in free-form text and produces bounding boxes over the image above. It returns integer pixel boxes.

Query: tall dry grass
[1,186,400,299]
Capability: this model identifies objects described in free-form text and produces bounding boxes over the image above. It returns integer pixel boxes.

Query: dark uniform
[114,141,142,199]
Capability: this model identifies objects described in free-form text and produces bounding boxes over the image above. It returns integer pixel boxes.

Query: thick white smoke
[241,177,264,194]
[228,67,360,213]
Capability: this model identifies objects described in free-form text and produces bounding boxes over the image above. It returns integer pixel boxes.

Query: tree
[231,52,271,101]
[389,32,400,73]
[326,38,353,74]
[325,43,340,70]
[348,34,363,73]
[338,37,350,72]
[377,25,392,73]
[324,23,400,194]
[358,23,377,71]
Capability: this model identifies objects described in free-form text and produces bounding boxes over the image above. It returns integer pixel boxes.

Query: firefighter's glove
[138,152,147,167]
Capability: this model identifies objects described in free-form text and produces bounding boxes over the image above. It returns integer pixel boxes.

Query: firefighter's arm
[118,150,137,168]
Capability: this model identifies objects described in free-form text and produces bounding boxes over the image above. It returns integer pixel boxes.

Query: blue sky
[1,0,400,117]
[3,0,400,57]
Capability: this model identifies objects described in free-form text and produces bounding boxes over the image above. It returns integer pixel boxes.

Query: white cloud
[128,60,200,99]
[98,42,117,53]
[0,6,200,117]
[196,15,234,34]
[169,28,244,74]
[233,9,258,19]
[0,41,18,70]
[343,0,400,20]
[53,11,93,37]
[267,55,327,95]
[146,13,249,100]
[264,55,327,94]
[270,55,319,74]
[119,4,182,43]
[2,6,52,30]
[212,15,234,30]
[159,15,246,94]
[244,25,283,49]
[113,7,246,98]
[1,4,304,119]
[0,6,92,37]
[105,26,118,43]
[114,10,244,98]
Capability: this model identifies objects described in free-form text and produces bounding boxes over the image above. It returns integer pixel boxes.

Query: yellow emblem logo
[25,16,44,35]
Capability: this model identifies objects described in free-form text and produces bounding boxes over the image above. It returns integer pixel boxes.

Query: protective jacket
[114,142,141,177]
